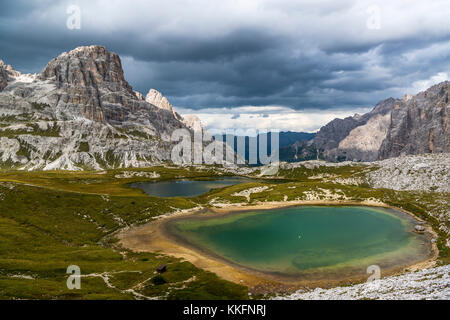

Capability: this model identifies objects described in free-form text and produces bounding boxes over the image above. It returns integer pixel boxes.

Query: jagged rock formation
[0,60,9,91]
[337,112,391,161]
[379,84,450,158]
[312,115,362,153]
[0,59,31,91]
[145,88,185,121]
[312,98,396,161]
[0,45,217,170]
[145,89,173,112]
[310,84,449,161]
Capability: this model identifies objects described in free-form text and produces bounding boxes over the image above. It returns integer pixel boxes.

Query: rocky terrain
[367,154,450,242]
[367,153,450,193]
[274,265,450,300]
[275,153,450,193]
[297,84,449,162]
[0,45,222,170]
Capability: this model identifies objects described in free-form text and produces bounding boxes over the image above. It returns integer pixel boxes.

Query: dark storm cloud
[1,0,450,112]
[125,29,284,63]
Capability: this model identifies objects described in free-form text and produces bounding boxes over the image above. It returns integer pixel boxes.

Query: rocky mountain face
[145,89,173,112]
[2,46,447,169]
[0,59,23,91]
[144,88,186,122]
[0,45,215,170]
[379,83,449,158]
[309,84,449,161]
[311,97,396,161]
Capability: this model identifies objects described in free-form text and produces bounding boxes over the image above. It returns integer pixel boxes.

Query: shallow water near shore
[129,177,250,197]
[168,206,431,279]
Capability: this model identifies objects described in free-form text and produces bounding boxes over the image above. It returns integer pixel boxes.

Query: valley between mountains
[0,46,448,300]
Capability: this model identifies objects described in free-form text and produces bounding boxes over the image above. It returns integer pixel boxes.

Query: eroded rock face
[145,88,184,122]
[379,82,449,158]
[134,90,144,100]
[311,84,449,162]
[313,116,362,153]
[313,98,397,161]
[145,89,173,111]
[0,60,8,91]
[38,45,149,125]
[0,45,197,170]
[336,112,391,161]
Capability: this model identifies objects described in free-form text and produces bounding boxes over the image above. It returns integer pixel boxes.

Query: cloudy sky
[1,0,450,133]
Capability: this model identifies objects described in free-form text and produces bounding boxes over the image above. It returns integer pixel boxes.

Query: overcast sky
[1,0,450,133]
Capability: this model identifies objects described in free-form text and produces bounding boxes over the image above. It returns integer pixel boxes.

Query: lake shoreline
[118,200,439,295]
[128,176,254,198]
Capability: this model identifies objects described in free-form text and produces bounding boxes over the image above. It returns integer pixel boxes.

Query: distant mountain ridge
[220,131,316,164]
[292,83,449,162]
[1,45,447,169]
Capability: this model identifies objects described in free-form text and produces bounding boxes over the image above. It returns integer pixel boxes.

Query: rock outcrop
[0,60,8,91]
[0,59,28,91]
[0,45,216,170]
[311,97,396,161]
[274,265,450,300]
[379,82,449,158]
[366,153,450,193]
[309,85,449,161]
[145,89,173,111]
[145,88,184,121]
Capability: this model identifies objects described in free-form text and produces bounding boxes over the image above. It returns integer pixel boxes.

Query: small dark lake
[129,177,250,197]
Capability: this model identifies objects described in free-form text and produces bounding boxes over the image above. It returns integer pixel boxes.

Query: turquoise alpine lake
[129,177,250,197]
[167,206,431,279]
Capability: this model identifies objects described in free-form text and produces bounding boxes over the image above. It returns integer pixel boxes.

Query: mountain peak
[145,89,174,111]
[0,45,194,170]
[67,45,108,55]
[39,45,132,93]
[402,94,414,102]
[53,45,111,62]
[310,81,449,162]
[143,88,210,137]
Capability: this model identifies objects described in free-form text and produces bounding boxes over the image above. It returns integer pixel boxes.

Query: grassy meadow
[0,164,448,299]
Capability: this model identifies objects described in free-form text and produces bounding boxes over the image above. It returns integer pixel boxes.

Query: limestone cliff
[379,82,449,158]
[0,46,194,170]
[309,84,448,161]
